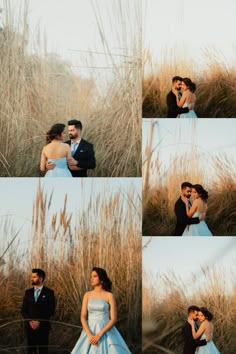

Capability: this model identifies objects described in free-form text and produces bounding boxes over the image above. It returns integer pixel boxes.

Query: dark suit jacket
[65,138,96,177]
[174,197,200,236]
[167,90,189,118]
[21,286,55,331]
[183,321,207,354]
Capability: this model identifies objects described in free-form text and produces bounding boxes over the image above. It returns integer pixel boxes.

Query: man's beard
[177,87,182,91]
[31,280,40,286]
[69,134,78,139]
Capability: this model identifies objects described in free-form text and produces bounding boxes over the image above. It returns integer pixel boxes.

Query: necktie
[71,143,78,156]
[188,199,192,209]
[194,321,198,331]
[34,288,41,302]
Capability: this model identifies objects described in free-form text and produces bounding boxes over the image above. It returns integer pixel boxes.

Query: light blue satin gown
[179,102,198,118]
[182,212,213,236]
[44,157,72,177]
[71,299,131,353]
[196,333,220,354]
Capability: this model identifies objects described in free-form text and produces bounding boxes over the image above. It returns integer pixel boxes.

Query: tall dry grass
[142,50,236,118]
[0,181,142,353]
[142,265,236,354]
[142,121,236,236]
[0,0,141,177]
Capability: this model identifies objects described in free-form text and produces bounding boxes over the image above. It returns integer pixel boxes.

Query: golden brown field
[0,181,142,353]
[0,0,141,177]
[142,120,236,236]
[142,51,236,118]
[142,238,236,353]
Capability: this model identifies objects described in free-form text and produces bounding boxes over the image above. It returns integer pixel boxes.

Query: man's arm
[195,338,207,347]
[21,291,29,319]
[167,93,189,114]
[183,323,207,350]
[177,106,189,114]
[175,202,200,225]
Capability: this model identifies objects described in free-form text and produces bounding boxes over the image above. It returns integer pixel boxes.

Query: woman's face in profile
[192,188,200,199]
[198,311,205,322]
[90,271,100,286]
[181,82,188,91]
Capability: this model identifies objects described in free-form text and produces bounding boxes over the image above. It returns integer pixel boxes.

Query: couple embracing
[174,182,213,236]
[183,305,220,354]
[40,119,96,177]
[167,76,197,118]
[21,268,131,353]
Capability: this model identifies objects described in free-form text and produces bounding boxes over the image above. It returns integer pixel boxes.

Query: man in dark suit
[183,305,207,354]
[46,119,96,177]
[66,119,96,177]
[21,269,55,354]
[174,182,203,236]
[166,76,190,117]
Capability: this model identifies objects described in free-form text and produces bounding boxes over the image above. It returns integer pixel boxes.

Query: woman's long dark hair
[199,307,213,321]
[192,184,208,202]
[46,123,65,143]
[182,77,196,93]
[92,267,112,292]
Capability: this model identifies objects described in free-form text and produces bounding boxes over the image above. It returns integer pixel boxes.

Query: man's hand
[67,157,78,167]
[46,161,56,170]
[199,213,206,221]
[29,320,40,330]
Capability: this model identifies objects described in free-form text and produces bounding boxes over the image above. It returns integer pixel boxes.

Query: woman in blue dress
[71,267,131,353]
[189,307,220,354]
[182,184,213,236]
[40,123,77,177]
[175,77,198,118]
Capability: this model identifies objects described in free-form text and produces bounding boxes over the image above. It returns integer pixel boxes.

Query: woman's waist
[88,314,109,322]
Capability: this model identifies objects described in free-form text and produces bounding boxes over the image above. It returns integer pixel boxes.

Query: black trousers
[26,326,50,354]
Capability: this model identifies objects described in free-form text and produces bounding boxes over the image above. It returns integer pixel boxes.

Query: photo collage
[0,0,235,353]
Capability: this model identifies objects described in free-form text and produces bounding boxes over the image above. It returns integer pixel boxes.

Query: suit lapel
[36,286,45,302]
[77,139,84,151]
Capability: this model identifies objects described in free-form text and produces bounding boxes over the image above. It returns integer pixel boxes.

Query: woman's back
[43,142,69,159]
[195,199,208,214]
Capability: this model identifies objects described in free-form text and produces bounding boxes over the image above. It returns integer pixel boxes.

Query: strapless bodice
[48,157,68,169]
[45,157,72,177]
[87,299,109,322]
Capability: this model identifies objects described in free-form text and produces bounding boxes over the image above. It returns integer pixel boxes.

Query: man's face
[182,187,192,199]
[192,310,198,320]
[174,80,182,90]
[68,125,81,140]
[31,273,42,286]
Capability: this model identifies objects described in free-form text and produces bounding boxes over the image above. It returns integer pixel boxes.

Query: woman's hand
[188,318,194,326]
[181,196,188,205]
[89,333,102,345]
[172,88,178,97]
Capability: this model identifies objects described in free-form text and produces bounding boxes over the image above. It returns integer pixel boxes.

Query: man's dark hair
[32,268,46,282]
[172,76,183,83]
[188,305,200,314]
[181,182,193,190]
[68,119,82,130]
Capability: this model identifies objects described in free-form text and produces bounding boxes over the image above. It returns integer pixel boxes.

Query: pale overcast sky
[143,0,236,68]
[0,178,141,254]
[142,119,236,184]
[143,236,236,296]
